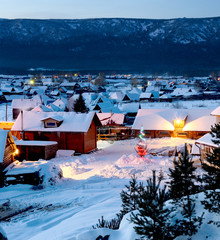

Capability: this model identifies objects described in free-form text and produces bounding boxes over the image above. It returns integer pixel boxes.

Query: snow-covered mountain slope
[0,17,220,73]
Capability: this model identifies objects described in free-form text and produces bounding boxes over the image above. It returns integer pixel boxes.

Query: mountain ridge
[0,17,219,74]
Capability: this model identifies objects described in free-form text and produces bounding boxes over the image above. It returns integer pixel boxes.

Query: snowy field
[0,138,200,240]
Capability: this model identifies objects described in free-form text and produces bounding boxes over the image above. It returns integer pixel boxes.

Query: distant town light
[30,80,34,85]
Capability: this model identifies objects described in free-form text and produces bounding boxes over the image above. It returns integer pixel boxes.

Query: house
[119,102,140,125]
[109,91,124,103]
[192,105,220,161]
[132,108,215,139]
[122,92,140,102]
[12,98,42,119]
[97,112,130,140]
[92,102,121,113]
[0,130,17,186]
[11,111,101,154]
[139,91,159,102]
[193,133,217,163]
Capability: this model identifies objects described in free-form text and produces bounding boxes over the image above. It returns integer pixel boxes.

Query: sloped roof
[211,106,220,116]
[132,109,175,131]
[140,92,152,99]
[47,103,63,112]
[118,102,140,113]
[183,109,215,131]
[183,115,216,131]
[11,98,41,109]
[41,115,64,122]
[124,92,140,101]
[52,98,67,111]
[132,108,215,132]
[97,113,125,126]
[195,133,218,148]
[109,91,124,100]
[31,104,53,112]
[12,111,100,133]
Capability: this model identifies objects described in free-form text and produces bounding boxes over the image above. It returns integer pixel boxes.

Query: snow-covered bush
[39,160,63,186]
[77,212,139,240]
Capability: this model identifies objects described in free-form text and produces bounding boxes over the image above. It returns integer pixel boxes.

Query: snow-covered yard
[0,138,201,240]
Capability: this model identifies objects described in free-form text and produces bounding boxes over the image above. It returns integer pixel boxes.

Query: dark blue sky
[1,0,220,19]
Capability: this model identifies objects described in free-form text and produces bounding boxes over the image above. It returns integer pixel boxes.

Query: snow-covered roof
[139,92,152,99]
[132,109,175,131]
[183,115,216,131]
[99,106,121,114]
[5,160,45,175]
[109,91,124,100]
[159,93,172,99]
[32,94,54,105]
[124,92,140,101]
[0,130,8,163]
[118,102,140,113]
[132,108,215,132]
[15,140,58,146]
[41,115,64,122]
[52,98,67,111]
[12,111,99,133]
[183,109,215,131]
[211,106,220,116]
[129,88,142,94]
[171,88,199,97]
[11,98,41,109]
[195,133,218,148]
[47,103,63,112]
[31,104,53,112]
[97,113,125,126]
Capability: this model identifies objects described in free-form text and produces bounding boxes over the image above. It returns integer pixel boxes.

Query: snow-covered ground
[0,99,220,239]
[0,138,203,240]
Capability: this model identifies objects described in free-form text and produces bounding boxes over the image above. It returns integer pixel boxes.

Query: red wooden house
[11,111,101,154]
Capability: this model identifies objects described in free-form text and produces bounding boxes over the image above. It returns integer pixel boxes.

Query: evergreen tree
[172,194,204,238]
[131,171,172,240]
[168,144,198,201]
[120,175,144,216]
[73,93,88,113]
[168,144,203,238]
[202,123,220,216]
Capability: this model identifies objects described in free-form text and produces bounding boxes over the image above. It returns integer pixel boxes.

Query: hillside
[0,17,220,74]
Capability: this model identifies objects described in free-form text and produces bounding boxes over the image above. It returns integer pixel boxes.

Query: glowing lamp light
[14,149,19,156]
[30,80,34,85]
[175,119,181,125]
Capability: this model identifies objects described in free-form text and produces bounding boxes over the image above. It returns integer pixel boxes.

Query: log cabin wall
[84,121,97,153]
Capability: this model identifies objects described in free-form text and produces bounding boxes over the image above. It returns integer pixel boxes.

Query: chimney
[20,110,24,140]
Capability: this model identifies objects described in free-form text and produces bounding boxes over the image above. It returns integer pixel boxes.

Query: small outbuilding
[14,140,58,161]
[132,108,215,139]
[0,130,17,186]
